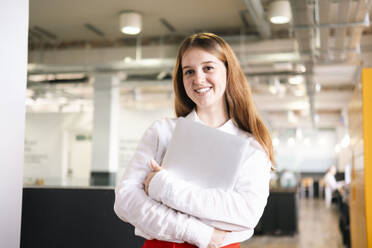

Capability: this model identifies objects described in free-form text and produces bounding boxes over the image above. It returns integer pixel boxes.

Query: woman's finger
[150,159,162,171]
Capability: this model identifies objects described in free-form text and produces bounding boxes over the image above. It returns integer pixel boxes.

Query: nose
[194,69,205,84]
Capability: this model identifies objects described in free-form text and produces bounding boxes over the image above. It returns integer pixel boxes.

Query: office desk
[255,188,299,235]
[21,187,145,248]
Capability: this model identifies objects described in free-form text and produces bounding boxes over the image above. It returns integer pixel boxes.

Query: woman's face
[181,47,227,111]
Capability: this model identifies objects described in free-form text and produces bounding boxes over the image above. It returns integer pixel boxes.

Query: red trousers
[143,239,240,248]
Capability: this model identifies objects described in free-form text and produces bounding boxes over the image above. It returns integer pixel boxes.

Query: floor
[241,198,345,248]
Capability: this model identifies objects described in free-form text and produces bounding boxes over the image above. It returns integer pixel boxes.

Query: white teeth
[195,87,211,93]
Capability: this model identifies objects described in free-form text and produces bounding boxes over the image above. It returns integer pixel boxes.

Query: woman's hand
[207,228,228,248]
[143,159,163,195]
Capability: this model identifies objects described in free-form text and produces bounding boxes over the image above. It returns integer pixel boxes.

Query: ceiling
[29,0,251,41]
[27,0,372,130]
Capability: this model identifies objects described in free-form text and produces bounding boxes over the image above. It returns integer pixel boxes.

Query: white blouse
[114,110,272,248]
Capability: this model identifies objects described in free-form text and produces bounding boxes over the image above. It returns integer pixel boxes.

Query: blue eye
[184,70,194,75]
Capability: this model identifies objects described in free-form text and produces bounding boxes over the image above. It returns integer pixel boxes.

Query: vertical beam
[0,1,28,247]
[91,74,120,186]
[362,68,372,247]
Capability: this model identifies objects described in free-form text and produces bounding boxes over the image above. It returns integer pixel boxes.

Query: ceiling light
[268,0,292,24]
[296,128,303,140]
[287,110,298,124]
[341,134,350,148]
[120,11,142,35]
[296,64,306,72]
[335,144,341,153]
[269,85,278,95]
[319,137,327,145]
[123,56,132,63]
[287,137,295,146]
[315,83,322,92]
[273,137,280,147]
[314,114,320,123]
[273,62,292,71]
[289,76,303,85]
[293,89,305,96]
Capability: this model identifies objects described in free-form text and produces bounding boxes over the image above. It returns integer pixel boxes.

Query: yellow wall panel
[348,68,372,247]
[349,79,366,248]
[362,69,372,247]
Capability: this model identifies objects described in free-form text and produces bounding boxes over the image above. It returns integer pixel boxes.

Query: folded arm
[148,144,271,231]
[114,121,214,248]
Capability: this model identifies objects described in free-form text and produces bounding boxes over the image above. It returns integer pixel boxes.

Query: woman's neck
[196,104,229,128]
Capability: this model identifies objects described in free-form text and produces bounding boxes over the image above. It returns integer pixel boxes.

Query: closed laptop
[161,118,249,190]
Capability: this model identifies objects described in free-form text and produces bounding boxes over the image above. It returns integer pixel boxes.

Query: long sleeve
[324,173,341,191]
[114,120,214,248]
[148,141,271,232]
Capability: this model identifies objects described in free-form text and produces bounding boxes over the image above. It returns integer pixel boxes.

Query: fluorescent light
[289,76,303,85]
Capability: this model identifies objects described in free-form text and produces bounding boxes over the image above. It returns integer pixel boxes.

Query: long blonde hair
[173,32,275,164]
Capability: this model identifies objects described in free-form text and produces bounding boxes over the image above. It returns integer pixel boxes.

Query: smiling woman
[181,48,228,127]
[114,33,274,248]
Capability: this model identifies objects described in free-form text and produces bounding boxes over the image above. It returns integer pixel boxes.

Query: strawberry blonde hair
[173,32,275,164]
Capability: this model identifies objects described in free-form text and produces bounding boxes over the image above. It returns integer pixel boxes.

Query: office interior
[2,0,372,247]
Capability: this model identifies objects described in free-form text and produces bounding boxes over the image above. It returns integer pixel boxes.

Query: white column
[0,1,28,247]
[91,74,120,185]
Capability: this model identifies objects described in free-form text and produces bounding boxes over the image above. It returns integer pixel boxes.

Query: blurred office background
[10,0,372,247]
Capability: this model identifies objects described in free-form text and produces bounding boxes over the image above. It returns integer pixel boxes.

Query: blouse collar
[185,109,236,133]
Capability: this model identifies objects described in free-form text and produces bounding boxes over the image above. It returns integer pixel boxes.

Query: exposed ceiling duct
[289,0,372,126]
[26,0,371,128]
[242,0,271,38]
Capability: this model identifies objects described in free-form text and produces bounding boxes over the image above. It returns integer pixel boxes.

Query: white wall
[24,107,174,186]
[0,1,28,247]
[118,107,174,181]
[274,129,337,172]
[24,113,92,185]
[26,106,338,187]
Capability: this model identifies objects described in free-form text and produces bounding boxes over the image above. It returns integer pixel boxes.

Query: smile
[194,87,212,93]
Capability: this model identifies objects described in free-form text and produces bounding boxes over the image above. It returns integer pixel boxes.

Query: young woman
[114,33,274,248]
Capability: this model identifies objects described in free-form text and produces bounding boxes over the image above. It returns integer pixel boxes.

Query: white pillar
[0,1,28,247]
[91,74,120,185]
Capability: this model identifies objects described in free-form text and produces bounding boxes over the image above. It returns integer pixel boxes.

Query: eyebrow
[182,61,217,70]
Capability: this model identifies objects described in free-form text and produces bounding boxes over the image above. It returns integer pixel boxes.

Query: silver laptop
[161,118,249,190]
